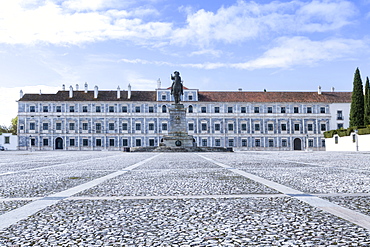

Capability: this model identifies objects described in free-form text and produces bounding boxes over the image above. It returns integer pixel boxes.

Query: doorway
[293,138,302,150]
[55,137,63,150]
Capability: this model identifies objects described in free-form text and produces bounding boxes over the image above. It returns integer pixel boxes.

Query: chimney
[76,84,79,91]
[20,90,23,98]
[69,85,73,98]
[39,90,42,95]
[318,86,322,95]
[128,84,131,99]
[94,85,98,98]
[62,84,65,91]
[157,78,161,89]
[117,86,121,99]
[331,87,335,92]
[84,82,88,93]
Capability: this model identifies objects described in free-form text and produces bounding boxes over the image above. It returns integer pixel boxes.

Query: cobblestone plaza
[0,151,369,246]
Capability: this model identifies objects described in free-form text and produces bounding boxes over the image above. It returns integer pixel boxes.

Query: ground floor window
[282,139,287,147]
[321,139,325,147]
[149,139,155,146]
[43,139,48,146]
[109,139,115,146]
[308,139,314,147]
[242,139,247,147]
[255,139,260,147]
[215,139,220,147]
[83,139,88,146]
[268,139,274,147]
[122,139,128,146]
[228,139,234,147]
[70,139,75,146]
[202,139,207,147]
[96,139,102,146]
[136,139,141,146]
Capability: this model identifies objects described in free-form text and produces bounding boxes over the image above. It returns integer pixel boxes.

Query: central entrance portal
[55,137,63,150]
[293,138,302,150]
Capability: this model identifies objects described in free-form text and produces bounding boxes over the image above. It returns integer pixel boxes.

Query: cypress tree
[364,77,370,126]
[349,68,364,127]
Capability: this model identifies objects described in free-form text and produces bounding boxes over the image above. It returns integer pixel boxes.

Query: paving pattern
[0,151,369,246]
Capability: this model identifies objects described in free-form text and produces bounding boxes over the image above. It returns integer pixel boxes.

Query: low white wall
[326,133,370,151]
[0,133,18,150]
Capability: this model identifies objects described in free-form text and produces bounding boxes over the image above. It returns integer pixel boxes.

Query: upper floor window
[56,106,61,112]
[69,122,75,130]
[254,107,259,113]
[214,107,220,113]
[56,122,62,130]
[188,95,193,101]
[228,123,234,131]
[96,106,101,112]
[281,123,287,131]
[96,123,101,133]
[320,123,326,131]
[109,123,115,131]
[267,107,272,113]
[149,106,154,113]
[149,123,154,131]
[162,105,167,113]
[122,106,128,113]
[135,123,141,131]
[255,123,260,131]
[135,106,141,113]
[82,123,88,130]
[215,123,221,131]
[337,110,343,120]
[294,107,299,113]
[43,106,48,112]
[227,107,233,113]
[188,123,194,131]
[201,123,207,131]
[241,107,246,113]
[109,106,114,112]
[294,123,300,131]
[122,123,128,131]
[307,107,312,113]
[30,106,36,112]
[201,107,207,113]
[42,123,48,130]
[268,123,273,131]
[281,107,286,113]
[337,123,344,129]
[307,123,313,132]
[188,105,193,113]
[162,94,166,100]
[82,106,88,112]
[69,106,74,112]
[241,123,247,131]
[320,107,326,113]
[162,123,168,131]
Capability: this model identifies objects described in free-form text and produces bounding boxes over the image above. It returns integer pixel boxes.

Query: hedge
[324,126,370,138]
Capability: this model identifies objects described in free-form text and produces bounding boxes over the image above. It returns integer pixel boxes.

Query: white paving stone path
[0,154,160,231]
[198,154,370,232]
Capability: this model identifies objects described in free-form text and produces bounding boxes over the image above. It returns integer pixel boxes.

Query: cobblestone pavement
[0,151,369,246]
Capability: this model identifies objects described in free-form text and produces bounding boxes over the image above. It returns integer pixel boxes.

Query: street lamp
[29,135,32,152]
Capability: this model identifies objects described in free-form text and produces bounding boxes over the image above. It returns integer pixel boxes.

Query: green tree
[365,77,370,126]
[0,125,9,134]
[9,116,18,135]
[350,68,365,127]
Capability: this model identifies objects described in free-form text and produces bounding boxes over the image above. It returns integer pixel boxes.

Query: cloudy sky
[1,0,370,126]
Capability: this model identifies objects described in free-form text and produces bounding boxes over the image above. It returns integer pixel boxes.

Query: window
[337,110,343,120]
[122,123,128,131]
[227,107,233,113]
[43,139,48,146]
[109,123,114,131]
[109,139,115,146]
[215,139,221,147]
[162,123,168,131]
[96,139,102,146]
[228,123,234,131]
[202,139,207,147]
[149,139,155,146]
[56,106,62,112]
[267,107,272,113]
[320,107,326,113]
[294,124,300,131]
[228,139,234,147]
[69,123,75,131]
[214,107,220,113]
[96,123,101,133]
[149,123,154,131]
[321,123,326,131]
[308,139,313,147]
[242,139,247,147]
[255,123,260,131]
[30,122,35,130]
[135,123,141,131]
[281,107,286,113]
[43,123,48,130]
[122,106,128,112]
[135,106,141,113]
[30,106,36,112]
[188,105,193,113]
[188,95,193,100]
[4,136,10,144]
[307,124,313,132]
[96,106,101,112]
[162,94,166,100]
[294,107,299,113]
[268,123,273,131]
[201,107,206,113]
[30,139,35,146]
[215,123,220,131]
[335,136,338,144]
[122,139,128,146]
[136,139,141,146]
[254,107,259,113]
[188,123,194,131]
[56,123,62,130]
[69,106,74,112]
[241,107,246,113]
[109,106,114,112]
[201,123,207,131]
[149,106,154,113]
[20,125,24,130]
[241,123,247,131]
[70,139,75,146]
[83,123,88,130]
[82,106,88,112]
[337,123,344,129]
[268,139,274,147]
[162,105,167,113]
[43,106,48,112]
[307,107,312,113]
[83,139,88,146]
[281,123,287,131]
[322,139,326,147]
[255,139,261,147]
[282,139,287,147]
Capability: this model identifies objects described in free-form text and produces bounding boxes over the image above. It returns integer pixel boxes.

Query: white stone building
[325,133,370,151]
[17,83,351,151]
[0,133,18,150]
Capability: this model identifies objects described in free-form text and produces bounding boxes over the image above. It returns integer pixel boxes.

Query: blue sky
[1,0,370,125]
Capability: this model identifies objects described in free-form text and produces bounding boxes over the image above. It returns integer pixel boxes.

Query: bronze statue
[170,71,183,104]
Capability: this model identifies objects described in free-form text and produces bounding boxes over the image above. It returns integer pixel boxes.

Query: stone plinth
[162,104,195,148]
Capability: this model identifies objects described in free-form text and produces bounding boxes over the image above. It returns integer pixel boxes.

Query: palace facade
[17,83,351,151]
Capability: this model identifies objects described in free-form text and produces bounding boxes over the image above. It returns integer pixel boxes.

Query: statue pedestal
[162,104,195,148]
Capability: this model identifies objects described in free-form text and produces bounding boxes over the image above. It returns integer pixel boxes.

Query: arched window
[188,105,193,113]
[162,105,167,113]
